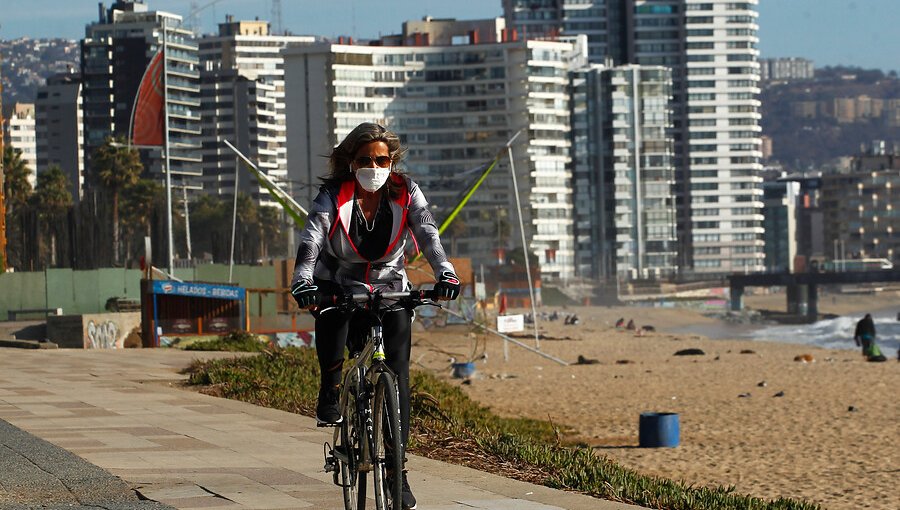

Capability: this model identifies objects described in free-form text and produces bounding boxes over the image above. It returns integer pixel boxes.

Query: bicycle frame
[323,290,439,510]
[337,320,391,473]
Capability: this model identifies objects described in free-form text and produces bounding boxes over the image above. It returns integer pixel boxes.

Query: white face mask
[354,165,391,193]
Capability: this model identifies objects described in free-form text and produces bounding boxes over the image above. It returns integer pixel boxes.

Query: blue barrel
[639,412,680,448]
[451,362,476,379]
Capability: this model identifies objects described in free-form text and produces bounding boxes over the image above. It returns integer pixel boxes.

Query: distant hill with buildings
[4,37,899,175]
[0,38,80,120]
[761,66,900,170]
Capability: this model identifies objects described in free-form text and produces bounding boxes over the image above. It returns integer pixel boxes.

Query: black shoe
[400,471,416,510]
[316,386,342,425]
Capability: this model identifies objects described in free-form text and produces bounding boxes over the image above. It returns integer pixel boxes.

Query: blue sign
[151,280,245,300]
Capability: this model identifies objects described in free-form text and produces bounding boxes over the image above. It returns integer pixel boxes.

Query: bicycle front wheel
[338,381,364,510]
[372,372,404,510]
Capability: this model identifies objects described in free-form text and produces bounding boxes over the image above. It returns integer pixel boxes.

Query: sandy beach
[412,291,900,510]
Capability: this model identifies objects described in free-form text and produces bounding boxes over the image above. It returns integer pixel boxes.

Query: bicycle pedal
[324,456,337,473]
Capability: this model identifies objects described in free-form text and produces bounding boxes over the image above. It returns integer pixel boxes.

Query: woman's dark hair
[322,122,407,198]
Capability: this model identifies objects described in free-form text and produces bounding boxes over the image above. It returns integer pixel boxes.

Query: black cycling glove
[433,270,461,300]
[291,282,320,309]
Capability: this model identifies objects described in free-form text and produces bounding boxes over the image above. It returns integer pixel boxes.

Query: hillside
[0,38,79,119]
[761,66,900,169]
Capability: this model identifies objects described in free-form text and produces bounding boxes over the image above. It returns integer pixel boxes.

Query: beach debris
[510,333,574,341]
[564,314,580,325]
[738,392,752,398]
[773,391,785,397]
[642,325,656,332]
[740,349,756,354]
[575,355,600,365]
[674,348,705,356]
[793,354,815,363]
[714,355,720,361]
[757,381,767,387]
[615,359,635,364]
[462,379,472,385]
[848,406,858,412]
[489,373,517,380]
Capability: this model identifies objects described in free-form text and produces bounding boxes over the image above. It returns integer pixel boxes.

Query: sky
[1,0,898,73]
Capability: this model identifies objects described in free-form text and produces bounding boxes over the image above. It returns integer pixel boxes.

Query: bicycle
[321,289,441,510]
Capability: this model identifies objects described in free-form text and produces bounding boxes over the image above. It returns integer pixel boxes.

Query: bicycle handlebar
[318,289,441,308]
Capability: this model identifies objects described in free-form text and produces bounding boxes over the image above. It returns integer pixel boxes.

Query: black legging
[315,306,413,450]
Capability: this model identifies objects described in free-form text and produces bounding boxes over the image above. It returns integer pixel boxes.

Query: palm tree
[258,206,285,260]
[2,146,34,270]
[235,194,259,263]
[121,178,164,262]
[31,166,73,267]
[32,166,73,214]
[2,146,33,215]
[189,194,228,261]
[92,137,143,264]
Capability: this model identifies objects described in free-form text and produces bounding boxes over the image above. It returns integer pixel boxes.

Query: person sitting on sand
[626,319,636,331]
[615,317,625,329]
[854,313,886,362]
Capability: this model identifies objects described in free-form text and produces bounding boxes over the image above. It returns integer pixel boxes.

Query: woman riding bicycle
[290,122,460,510]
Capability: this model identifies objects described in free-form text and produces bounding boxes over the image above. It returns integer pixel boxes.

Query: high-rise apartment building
[759,57,814,82]
[762,180,798,272]
[506,0,765,275]
[820,149,900,263]
[35,72,85,203]
[81,1,200,186]
[683,0,764,273]
[198,17,314,202]
[572,64,678,280]
[5,104,37,188]
[283,19,582,280]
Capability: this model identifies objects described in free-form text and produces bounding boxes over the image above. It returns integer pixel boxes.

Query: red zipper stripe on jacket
[407,226,420,255]
[329,217,340,239]
[381,189,410,259]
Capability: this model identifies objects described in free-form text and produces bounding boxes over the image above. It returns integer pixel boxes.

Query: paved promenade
[0,349,638,510]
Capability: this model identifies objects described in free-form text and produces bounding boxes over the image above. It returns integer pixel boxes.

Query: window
[636,5,677,14]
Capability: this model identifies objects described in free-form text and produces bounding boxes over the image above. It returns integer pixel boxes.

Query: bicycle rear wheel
[372,372,404,510]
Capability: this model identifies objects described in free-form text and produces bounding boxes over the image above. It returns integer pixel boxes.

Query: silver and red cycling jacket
[290,174,456,293]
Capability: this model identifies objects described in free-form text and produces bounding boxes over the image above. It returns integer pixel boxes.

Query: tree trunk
[112,190,119,265]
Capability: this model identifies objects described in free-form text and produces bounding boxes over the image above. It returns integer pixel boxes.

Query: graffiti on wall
[275,331,315,348]
[87,320,120,349]
[79,312,140,349]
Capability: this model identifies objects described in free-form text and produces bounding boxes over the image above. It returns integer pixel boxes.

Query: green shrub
[184,331,268,352]
[187,350,820,510]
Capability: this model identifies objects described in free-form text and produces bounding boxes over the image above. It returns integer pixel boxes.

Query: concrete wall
[47,312,141,348]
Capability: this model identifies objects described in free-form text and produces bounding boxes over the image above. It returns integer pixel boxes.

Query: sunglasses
[354,156,392,168]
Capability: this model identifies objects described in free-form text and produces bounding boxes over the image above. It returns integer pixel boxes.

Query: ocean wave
[748,313,900,355]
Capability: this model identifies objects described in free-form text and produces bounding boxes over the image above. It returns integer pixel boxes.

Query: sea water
[671,308,900,356]
[747,311,900,355]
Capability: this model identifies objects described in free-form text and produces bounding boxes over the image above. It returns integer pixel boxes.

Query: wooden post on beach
[730,286,744,311]
[807,284,818,319]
